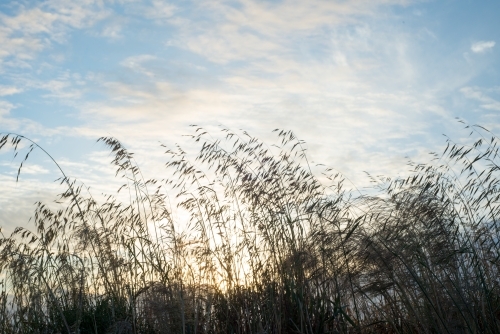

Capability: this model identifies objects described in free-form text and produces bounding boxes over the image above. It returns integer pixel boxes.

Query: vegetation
[0,123,499,333]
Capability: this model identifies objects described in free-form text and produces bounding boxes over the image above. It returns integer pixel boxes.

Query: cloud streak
[0,85,22,96]
[471,41,495,53]
[461,86,500,111]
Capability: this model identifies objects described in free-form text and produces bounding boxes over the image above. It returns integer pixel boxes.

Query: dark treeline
[0,123,499,333]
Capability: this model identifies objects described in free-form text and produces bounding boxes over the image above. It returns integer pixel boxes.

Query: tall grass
[0,123,499,333]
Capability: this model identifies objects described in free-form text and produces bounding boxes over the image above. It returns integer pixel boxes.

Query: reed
[0,123,499,333]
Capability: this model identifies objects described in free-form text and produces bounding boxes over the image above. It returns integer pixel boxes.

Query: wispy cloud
[120,54,158,76]
[461,86,500,111]
[0,85,22,96]
[0,0,110,69]
[62,0,456,186]
[1,0,499,199]
[0,174,57,234]
[0,100,14,117]
[100,23,123,39]
[471,41,495,53]
[166,0,416,65]
[140,0,177,21]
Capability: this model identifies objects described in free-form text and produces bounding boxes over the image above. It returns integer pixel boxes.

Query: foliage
[0,123,499,333]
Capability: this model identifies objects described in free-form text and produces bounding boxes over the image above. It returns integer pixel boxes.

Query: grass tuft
[0,124,499,333]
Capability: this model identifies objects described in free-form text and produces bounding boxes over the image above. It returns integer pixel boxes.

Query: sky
[1,0,499,232]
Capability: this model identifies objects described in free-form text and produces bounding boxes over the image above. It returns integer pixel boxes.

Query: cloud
[471,41,495,53]
[67,0,452,178]
[461,86,500,111]
[0,100,16,118]
[0,86,22,96]
[11,164,50,175]
[161,0,417,64]
[120,54,158,75]
[140,0,177,21]
[0,174,58,235]
[101,23,123,39]
[0,97,75,136]
[1,0,485,198]
[72,49,446,192]
[38,79,83,99]
[0,0,110,68]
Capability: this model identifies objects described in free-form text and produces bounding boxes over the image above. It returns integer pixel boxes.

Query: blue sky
[1,0,499,231]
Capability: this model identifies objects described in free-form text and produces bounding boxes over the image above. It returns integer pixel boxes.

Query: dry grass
[0,123,499,333]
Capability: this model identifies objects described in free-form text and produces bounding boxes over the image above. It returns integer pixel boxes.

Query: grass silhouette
[0,123,499,333]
